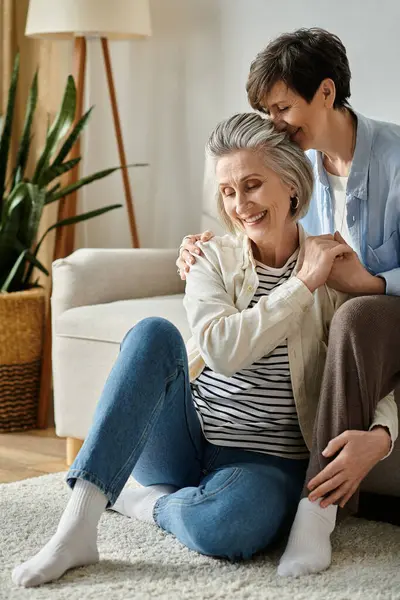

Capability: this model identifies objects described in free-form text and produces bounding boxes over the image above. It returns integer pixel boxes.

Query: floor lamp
[25,0,152,430]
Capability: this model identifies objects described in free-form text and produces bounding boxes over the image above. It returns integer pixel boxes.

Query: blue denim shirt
[301,111,400,296]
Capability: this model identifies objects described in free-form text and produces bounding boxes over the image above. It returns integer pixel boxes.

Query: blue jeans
[67,317,308,560]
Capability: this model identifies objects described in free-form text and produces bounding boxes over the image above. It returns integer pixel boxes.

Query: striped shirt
[190,249,309,459]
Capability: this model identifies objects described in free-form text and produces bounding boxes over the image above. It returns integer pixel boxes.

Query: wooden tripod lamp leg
[54,37,86,261]
[64,37,87,257]
[101,37,140,248]
[37,37,87,430]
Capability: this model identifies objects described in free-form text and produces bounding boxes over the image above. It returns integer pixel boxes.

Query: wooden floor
[0,428,66,484]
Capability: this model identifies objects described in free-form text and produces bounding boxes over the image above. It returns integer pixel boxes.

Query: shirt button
[247,285,253,292]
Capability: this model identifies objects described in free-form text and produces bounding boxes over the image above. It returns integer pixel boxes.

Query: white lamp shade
[25,0,152,40]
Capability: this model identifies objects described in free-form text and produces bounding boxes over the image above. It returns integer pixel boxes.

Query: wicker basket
[0,288,46,433]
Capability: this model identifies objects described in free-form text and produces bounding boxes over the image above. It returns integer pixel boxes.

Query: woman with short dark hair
[247,28,352,114]
[177,28,400,578]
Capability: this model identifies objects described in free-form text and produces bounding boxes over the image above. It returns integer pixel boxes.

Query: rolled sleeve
[378,268,400,296]
[369,392,399,459]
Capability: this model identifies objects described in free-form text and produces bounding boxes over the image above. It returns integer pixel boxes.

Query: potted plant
[0,53,125,432]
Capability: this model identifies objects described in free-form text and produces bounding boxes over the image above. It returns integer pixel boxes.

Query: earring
[290,195,299,211]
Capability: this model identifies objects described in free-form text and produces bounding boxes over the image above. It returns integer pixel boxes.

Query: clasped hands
[299,231,385,295]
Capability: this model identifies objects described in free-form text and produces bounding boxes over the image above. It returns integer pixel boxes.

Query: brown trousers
[304,295,400,516]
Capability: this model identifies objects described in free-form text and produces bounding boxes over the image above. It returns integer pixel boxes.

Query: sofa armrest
[51,248,185,321]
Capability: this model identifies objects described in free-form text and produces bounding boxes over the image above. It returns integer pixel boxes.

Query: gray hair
[205,112,314,233]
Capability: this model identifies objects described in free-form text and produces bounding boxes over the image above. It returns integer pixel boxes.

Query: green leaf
[54,204,122,227]
[21,184,46,250]
[2,182,45,253]
[1,182,29,239]
[1,248,27,292]
[13,165,24,187]
[0,184,27,288]
[0,183,50,289]
[46,182,61,199]
[0,53,20,204]
[45,167,120,204]
[40,157,81,187]
[33,203,122,259]
[3,181,27,217]
[33,75,76,185]
[22,245,50,286]
[0,234,22,289]
[11,70,38,188]
[12,237,49,288]
[53,107,93,166]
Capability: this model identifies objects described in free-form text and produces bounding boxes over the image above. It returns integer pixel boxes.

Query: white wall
[77,0,400,251]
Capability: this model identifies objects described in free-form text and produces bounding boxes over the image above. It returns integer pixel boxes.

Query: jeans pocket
[367,231,399,273]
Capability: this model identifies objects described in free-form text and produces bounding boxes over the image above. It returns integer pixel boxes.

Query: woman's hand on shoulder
[176,231,215,280]
[297,234,352,293]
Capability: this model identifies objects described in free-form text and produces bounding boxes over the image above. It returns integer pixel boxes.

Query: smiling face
[216,149,296,248]
[263,80,335,151]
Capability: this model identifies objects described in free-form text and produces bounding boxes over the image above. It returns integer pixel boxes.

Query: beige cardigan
[183,226,398,453]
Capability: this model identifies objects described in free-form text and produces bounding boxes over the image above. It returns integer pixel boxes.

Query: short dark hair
[246,28,351,112]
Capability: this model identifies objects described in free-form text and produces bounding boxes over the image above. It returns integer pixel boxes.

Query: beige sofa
[51,242,400,497]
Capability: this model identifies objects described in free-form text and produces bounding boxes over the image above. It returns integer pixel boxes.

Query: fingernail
[195,249,201,255]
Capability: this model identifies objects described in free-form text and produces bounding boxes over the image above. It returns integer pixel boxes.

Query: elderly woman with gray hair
[12,113,397,588]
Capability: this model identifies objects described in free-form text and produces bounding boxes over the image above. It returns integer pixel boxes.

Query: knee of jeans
[180,517,247,560]
[184,508,282,561]
[181,476,289,560]
[121,317,184,353]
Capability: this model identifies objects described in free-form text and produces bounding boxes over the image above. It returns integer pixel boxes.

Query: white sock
[110,484,177,523]
[12,479,107,587]
[277,497,337,578]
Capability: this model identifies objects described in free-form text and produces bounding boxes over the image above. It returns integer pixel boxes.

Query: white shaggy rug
[1,473,399,600]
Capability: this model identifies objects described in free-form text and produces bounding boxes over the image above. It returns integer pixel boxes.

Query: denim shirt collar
[347,111,373,201]
[314,110,373,201]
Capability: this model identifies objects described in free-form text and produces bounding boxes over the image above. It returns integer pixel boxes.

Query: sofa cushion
[53,294,191,438]
[55,294,190,344]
